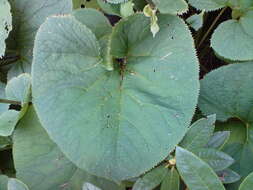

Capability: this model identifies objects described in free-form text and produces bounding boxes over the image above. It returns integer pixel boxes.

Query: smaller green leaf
[5,74,31,106]
[0,175,8,190]
[206,131,230,149]
[8,179,29,190]
[73,0,99,9]
[132,165,167,190]
[196,148,234,171]
[160,168,179,190]
[152,0,188,15]
[97,0,121,16]
[107,0,129,4]
[120,0,134,18]
[211,18,253,61]
[83,183,101,190]
[180,115,216,153]
[186,11,204,31]
[0,110,19,136]
[217,169,241,184]
[176,147,226,190]
[188,0,227,11]
[239,172,253,190]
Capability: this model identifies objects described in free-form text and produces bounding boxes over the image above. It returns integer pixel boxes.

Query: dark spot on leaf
[107,114,110,118]
[153,69,156,72]
[86,0,91,2]
[81,4,85,8]
[171,36,174,40]
[9,104,21,111]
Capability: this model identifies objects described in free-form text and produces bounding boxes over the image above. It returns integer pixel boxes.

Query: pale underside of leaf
[0,0,12,57]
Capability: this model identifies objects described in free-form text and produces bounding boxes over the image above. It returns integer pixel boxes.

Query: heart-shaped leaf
[32,13,199,180]
[199,62,253,123]
[211,11,253,61]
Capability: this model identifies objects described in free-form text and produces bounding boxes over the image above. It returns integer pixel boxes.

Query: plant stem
[0,99,21,105]
[246,123,250,143]
[197,7,227,48]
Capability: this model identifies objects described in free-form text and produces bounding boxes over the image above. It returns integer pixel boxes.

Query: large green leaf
[199,63,253,123]
[239,172,253,190]
[152,0,188,14]
[13,106,123,190]
[180,115,216,153]
[188,0,227,11]
[7,179,29,190]
[32,13,199,180]
[6,0,72,80]
[176,147,226,190]
[0,0,12,57]
[160,168,179,190]
[132,165,167,190]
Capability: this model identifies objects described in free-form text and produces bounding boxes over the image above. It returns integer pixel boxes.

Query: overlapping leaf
[132,165,167,190]
[239,172,253,190]
[211,16,253,61]
[152,0,188,15]
[32,12,199,180]
[6,0,72,80]
[160,168,179,190]
[188,0,227,11]
[199,63,253,123]
[180,115,216,153]
[176,147,226,190]
[8,179,29,190]
[13,106,124,190]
